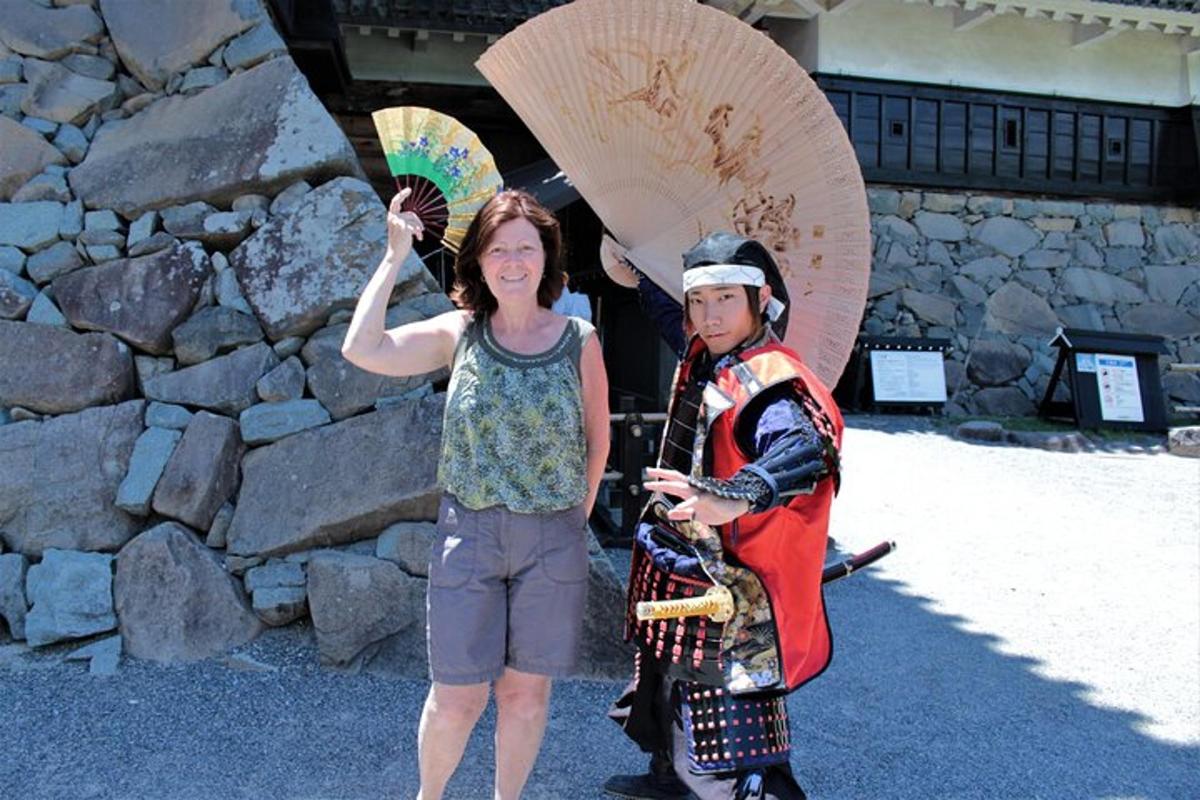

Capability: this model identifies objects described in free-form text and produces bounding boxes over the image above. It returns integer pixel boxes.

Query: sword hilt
[635,585,734,623]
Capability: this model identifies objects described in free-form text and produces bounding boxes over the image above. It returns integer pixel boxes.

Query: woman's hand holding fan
[385,188,425,261]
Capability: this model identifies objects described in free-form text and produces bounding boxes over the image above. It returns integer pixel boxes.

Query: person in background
[552,272,593,322]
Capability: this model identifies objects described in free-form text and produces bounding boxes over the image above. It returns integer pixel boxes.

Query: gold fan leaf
[477,0,871,386]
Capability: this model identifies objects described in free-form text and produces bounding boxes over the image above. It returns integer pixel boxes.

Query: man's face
[686,282,769,356]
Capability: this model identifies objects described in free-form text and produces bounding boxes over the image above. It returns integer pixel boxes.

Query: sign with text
[1096,353,1144,422]
[869,350,947,403]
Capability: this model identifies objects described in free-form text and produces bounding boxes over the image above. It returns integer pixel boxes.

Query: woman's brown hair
[451,189,564,315]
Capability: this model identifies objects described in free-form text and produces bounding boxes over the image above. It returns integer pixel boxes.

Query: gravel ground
[2,415,1197,800]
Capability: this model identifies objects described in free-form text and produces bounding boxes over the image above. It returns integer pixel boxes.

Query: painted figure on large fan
[602,233,844,800]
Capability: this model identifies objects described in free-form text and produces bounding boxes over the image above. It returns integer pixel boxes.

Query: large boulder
[142,342,279,415]
[0,269,36,319]
[1164,372,1200,405]
[24,549,116,647]
[971,218,1040,258]
[69,58,360,219]
[229,176,420,340]
[225,394,444,558]
[913,211,967,242]
[0,321,134,414]
[0,0,104,60]
[306,551,424,670]
[0,200,63,251]
[152,412,244,531]
[255,356,305,402]
[1119,304,1200,339]
[99,0,262,91]
[1168,427,1200,459]
[52,242,211,354]
[1060,267,1147,305]
[19,58,117,125]
[579,537,634,679]
[238,399,330,444]
[115,426,182,516]
[0,552,28,640]
[983,282,1059,336]
[972,386,1034,416]
[967,339,1031,386]
[1103,220,1145,248]
[0,117,66,201]
[0,400,144,557]
[26,241,83,285]
[114,522,262,662]
[899,289,957,327]
[171,306,263,365]
[375,521,436,578]
[244,557,308,625]
[1145,265,1200,307]
[1153,224,1200,262]
[301,314,448,421]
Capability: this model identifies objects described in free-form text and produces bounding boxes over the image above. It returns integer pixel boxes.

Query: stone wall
[864,188,1200,416]
[0,0,628,678]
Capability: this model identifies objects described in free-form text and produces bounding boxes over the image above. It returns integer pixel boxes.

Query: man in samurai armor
[603,232,844,800]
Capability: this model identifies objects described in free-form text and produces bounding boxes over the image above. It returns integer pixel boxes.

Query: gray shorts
[426,493,590,685]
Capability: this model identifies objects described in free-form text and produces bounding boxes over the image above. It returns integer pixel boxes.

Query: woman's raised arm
[341,190,465,377]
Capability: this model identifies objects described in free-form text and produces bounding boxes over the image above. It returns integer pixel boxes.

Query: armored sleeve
[687,384,839,513]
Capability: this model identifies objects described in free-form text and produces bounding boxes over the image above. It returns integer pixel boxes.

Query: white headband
[682,264,786,321]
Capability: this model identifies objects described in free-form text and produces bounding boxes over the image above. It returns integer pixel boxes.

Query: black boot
[602,751,697,800]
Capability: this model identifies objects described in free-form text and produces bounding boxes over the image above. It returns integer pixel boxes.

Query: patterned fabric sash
[681,683,791,774]
[626,501,786,693]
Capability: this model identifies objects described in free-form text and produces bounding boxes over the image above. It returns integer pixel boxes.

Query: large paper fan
[476,0,871,386]
[371,106,503,253]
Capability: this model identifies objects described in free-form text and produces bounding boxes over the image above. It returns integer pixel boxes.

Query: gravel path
[3,416,1197,799]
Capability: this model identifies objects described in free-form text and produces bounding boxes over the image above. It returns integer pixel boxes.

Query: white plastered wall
[765,1,1194,108]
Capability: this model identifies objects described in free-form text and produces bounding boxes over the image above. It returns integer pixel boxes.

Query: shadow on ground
[2,545,1195,799]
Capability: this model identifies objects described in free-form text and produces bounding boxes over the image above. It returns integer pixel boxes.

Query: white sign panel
[869,350,947,403]
[1095,353,1143,423]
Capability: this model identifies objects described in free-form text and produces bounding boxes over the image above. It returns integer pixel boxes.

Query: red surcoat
[673,337,844,690]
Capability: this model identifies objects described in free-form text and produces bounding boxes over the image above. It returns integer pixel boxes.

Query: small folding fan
[371,106,503,253]
[476,0,871,386]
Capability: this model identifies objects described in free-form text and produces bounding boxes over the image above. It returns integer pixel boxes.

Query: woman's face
[479,217,545,306]
[686,283,768,356]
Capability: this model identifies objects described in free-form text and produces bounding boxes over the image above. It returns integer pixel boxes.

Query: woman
[341,188,610,800]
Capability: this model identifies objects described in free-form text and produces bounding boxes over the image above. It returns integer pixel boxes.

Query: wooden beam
[706,0,754,15]
[785,0,826,17]
[1072,21,1128,49]
[953,7,994,32]
[826,0,868,14]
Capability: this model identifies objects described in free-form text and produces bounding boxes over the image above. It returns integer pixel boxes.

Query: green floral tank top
[438,314,592,513]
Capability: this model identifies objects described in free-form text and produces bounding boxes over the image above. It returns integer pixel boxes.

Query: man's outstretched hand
[644,467,749,526]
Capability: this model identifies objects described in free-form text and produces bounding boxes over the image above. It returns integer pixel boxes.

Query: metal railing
[593,401,667,546]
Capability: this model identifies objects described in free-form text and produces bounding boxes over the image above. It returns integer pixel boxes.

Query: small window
[1108,139,1124,157]
[890,121,905,138]
[1003,119,1019,149]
